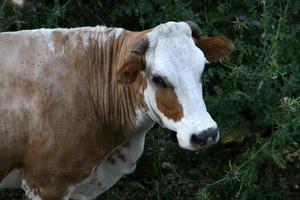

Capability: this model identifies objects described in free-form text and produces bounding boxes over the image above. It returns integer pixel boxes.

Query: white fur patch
[114,28,124,38]
[64,185,76,200]
[22,179,42,200]
[0,169,22,188]
[81,32,90,49]
[39,29,55,53]
[70,132,148,200]
[135,108,149,127]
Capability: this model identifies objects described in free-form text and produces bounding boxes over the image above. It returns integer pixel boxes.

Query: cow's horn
[186,21,202,38]
[132,38,149,54]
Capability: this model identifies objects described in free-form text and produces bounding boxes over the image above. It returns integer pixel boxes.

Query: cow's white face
[117,21,234,150]
[143,22,218,150]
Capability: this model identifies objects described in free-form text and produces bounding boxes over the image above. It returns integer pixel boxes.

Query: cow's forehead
[145,22,206,81]
[147,21,191,42]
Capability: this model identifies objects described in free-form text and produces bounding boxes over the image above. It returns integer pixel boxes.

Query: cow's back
[0,28,92,184]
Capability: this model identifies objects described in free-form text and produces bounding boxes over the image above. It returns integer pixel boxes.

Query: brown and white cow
[0,21,234,200]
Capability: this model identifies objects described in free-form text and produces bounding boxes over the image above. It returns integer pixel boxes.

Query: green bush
[0,0,299,199]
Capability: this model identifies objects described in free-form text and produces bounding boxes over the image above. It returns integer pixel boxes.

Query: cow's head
[117,21,234,150]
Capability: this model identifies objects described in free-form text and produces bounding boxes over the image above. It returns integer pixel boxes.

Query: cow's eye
[152,75,167,88]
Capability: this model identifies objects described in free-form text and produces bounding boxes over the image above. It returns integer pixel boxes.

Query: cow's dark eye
[152,75,167,88]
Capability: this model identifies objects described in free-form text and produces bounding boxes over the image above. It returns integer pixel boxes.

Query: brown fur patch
[116,35,150,85]
[155,87,183,121]
[116,53,145,84]
[196,36,234,62]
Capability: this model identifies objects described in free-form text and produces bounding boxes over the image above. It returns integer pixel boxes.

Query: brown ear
[116,53,145,84]
[197,36,234,62]
[186,21,234,62]
[117,38,149,84]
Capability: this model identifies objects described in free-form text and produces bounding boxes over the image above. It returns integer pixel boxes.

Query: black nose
[191,127,219,146]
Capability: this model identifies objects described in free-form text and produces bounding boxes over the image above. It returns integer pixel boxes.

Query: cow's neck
[73,27,153,150]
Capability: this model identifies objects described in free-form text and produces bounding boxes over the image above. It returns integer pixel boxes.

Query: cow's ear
[186,21,234,62]
[117,53,145,84]
[196,36,234,62]
[117,38,149,85]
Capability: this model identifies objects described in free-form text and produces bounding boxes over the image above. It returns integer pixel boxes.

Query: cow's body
[0,27,154,199]
[0,22,234,200]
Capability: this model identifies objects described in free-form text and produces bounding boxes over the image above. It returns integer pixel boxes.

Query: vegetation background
[0,0,299,199]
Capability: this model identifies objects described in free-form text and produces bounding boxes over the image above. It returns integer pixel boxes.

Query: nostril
[191,127,219,146]
[191,134,206,146]
[212,133,217,141]
[207,127,219,141]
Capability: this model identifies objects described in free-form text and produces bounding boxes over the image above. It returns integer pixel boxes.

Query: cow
[0,21,234,200]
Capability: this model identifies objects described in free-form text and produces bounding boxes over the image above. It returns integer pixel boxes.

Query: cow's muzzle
[190,127,219,147]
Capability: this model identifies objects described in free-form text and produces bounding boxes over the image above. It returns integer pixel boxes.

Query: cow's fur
[0,22,233,200]
[0,26,153,199]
